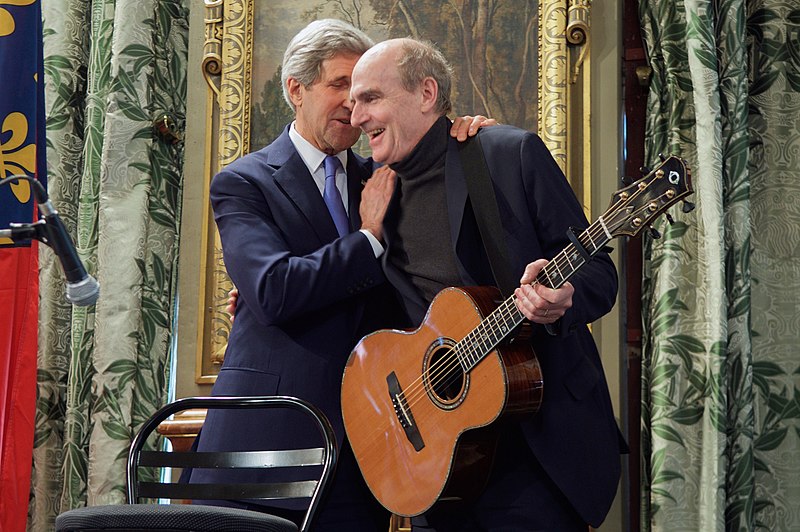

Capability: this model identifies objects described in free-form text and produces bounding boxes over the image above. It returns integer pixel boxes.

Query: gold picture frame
[195,0,592,382]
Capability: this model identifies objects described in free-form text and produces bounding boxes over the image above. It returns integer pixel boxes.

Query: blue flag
[0,1,45,529]
[1,0,46,236]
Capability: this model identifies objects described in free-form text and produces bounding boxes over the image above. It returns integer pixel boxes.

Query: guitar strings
[396,246,585,410]
[361,187,666,435]
[396,212,614,410]
[397,194,628,406]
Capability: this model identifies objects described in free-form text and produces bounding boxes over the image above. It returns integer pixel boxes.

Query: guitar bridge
[387,371,425,451]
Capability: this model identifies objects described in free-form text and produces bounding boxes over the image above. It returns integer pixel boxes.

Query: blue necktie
[323,155,349,237]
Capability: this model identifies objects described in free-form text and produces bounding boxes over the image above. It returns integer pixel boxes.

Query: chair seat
[55,503,298,532]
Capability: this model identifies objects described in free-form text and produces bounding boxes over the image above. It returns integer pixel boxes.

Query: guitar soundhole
[424,339,467,410]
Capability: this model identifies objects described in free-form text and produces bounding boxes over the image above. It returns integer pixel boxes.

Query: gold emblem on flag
[0,0,37,38]
[1,111,36,203]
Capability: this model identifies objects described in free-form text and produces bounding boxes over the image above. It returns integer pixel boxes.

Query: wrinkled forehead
[352,50,401,95]
[317,53,360,80]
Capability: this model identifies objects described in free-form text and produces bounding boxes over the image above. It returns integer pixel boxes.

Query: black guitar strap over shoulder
[457,136,518,298]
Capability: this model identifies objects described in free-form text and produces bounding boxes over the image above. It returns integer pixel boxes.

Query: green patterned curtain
[639,0,800,530]
[29,1,188,529]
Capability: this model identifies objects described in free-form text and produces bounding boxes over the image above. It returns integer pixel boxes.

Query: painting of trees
[370,0,539,129]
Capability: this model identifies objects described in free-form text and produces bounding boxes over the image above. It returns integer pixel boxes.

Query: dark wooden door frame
[622,0,648,530]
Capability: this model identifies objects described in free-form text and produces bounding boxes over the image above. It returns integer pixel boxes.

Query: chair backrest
[127,396,337,532]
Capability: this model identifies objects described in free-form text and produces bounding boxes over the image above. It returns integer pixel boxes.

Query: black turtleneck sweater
[387,116,462,317]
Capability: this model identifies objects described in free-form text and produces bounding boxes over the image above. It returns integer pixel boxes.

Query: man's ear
[419,77,438,113]
[287,77,303,107]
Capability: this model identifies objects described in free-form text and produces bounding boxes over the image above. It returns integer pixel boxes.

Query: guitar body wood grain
[341,286,543,517]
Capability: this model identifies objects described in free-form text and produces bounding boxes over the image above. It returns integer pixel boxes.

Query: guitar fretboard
[454,217,613,372]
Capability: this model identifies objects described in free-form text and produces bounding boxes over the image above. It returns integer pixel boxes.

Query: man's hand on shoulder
[450,115,498,141]
[359,166,396,243]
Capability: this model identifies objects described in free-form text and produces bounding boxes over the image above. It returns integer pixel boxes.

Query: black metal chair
[55,396,337,532]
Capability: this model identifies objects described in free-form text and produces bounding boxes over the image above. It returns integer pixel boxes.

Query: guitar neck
[456,218,612,373]
[535,217,613,290]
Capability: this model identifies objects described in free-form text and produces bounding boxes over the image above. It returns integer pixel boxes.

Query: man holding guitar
[343,39,626,531]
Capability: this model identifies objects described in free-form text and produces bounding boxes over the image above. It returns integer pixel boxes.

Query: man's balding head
[349,39,453,163]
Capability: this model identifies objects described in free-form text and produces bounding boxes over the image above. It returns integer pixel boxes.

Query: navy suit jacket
[192,126,391,496]
[382,125,623,527]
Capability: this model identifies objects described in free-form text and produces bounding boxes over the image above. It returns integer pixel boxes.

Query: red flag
[0,247,39,531]
[0,1,46,529]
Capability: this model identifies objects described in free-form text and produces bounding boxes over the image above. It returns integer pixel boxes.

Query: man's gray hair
[396,39,453,115]
[281,19,374,110]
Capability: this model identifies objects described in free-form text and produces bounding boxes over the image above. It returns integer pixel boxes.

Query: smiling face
[288,53,362,154]
[349,41,440,164]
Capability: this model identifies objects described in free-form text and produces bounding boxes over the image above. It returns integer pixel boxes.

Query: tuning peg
[639,166,651,175]
[665,213,675,225]
[648,225,661,239]
[682,200,695,213]
[658,153,667,161]
[621,176,634,186]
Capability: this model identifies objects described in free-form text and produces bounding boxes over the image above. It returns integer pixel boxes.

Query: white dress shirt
[288,122,383,256]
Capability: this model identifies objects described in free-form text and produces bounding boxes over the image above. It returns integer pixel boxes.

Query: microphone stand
[0,219,50,243]
[1,174,100,306]
[1,174,53,247]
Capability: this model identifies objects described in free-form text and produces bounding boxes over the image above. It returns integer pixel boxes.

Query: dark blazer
[382,125,623,527]
[191,126,390,522]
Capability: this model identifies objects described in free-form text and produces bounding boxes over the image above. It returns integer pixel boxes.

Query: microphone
[1,174,100,306]
[38,200,100,306]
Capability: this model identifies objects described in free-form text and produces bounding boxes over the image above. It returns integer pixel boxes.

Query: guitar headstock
[604,155,694,238]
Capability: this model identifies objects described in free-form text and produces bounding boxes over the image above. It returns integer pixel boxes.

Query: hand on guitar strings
[514,258,574,324]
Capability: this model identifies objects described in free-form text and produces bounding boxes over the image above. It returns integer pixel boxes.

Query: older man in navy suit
[348,39,625,531]
[190,19,491,531]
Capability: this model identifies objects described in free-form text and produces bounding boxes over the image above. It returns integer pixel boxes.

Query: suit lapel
[268,130,339,243]
[269,131,374,240]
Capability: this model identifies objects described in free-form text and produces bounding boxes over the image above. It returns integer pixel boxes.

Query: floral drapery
[29,1,188,530]
[639,0,799,530]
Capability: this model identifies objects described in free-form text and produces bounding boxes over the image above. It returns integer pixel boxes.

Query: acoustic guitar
[341,155,693,516]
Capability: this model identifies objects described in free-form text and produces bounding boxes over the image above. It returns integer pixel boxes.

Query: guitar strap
[457,136,518,298]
